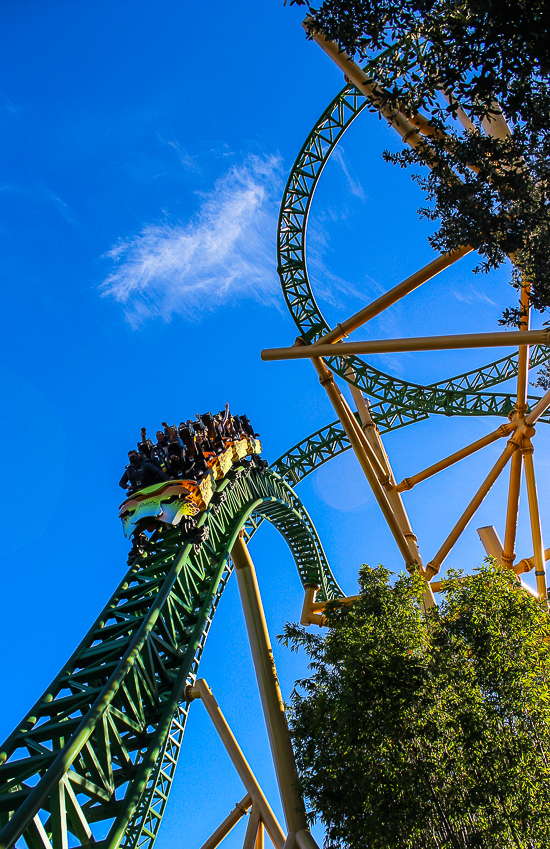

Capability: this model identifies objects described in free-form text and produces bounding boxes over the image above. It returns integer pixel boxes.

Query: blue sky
[1,2,548,847]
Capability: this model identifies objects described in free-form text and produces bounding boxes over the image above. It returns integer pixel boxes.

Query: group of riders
[119,405,258,495]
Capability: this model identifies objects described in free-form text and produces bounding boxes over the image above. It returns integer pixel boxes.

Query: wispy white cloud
[156,132,198,172]
[452,287,496,305]
[331,147,366,201]
[101,155,284,326]
[101,152,365,327]
[0,180,74,223]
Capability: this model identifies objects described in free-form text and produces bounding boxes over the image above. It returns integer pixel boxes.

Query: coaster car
[119,438,262,538]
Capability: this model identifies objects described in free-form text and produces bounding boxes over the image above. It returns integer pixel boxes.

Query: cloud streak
[101,155,285,326]
[331,147,366,201]
[101,152,367,327]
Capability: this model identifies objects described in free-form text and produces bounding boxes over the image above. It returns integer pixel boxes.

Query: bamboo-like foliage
[282,563,550,848]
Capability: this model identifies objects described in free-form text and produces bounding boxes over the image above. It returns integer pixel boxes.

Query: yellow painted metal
[300,586,319,626]
[502,450,524,568]
[523,442,547,599]
[295,831,322,849]
[318,364,391,486]
[301,13,547,607]
[304,22,433,150]
[430,573,538,598]
[311,356,418,568]
[260,329,549,362]
[347,380,434,608]
[515,548,550,574]
[426,441,519,578]
[516,286,532,414]
[396,422,516,493]
[255,822,265,849]
[231,535,316,843]
[186,681,286,849]
[310,595,362,613]
[349,382,424,568]
[198,795,252,849]
[243,805,261,849]
[317,248,472,346]
[477,526,504,565]
[502,287,532,566]
[526,386,550,425]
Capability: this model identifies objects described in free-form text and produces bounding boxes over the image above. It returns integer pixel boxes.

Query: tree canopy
[281,563,550,848]
[289,0,550,346]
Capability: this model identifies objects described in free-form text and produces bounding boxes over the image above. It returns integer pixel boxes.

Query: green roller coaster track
[277,80,550,418]
[0,463,341,849]
[2,50,549,849]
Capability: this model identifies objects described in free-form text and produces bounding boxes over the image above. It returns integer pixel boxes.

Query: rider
[119,451,169,494]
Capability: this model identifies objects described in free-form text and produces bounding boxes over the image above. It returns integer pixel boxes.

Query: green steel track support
[0,463,341,849]
[3,65,550,849]
[277,81,550,416]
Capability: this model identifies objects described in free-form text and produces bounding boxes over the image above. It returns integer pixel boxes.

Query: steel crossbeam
[277,78,550,419]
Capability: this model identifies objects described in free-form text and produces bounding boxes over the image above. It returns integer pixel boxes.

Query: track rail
[277,80,550,416]
[0,464,340,849]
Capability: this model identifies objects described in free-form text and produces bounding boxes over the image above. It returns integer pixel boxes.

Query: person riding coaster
[119,450,169,494]
[118,432,263,539]
[119,406,259,498]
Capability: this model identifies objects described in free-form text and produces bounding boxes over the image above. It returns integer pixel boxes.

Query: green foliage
[281,563,550,848]
[288,0,550,323]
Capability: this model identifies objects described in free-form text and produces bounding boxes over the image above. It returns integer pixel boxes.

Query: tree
[281,563,550,848]
[289,0,550,343]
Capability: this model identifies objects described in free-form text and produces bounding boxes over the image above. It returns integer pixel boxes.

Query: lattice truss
[0,465,341,849]
[263,29,550,606]
[2,22,550,849]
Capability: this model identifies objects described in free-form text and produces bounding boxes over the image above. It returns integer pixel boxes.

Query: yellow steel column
[186,680,286,849]
[231,535,318,847]
[396,422,515,492]
[426,440,518,578]
[502,450,524,567]
[477,526,504,565]
[349,381,423,565]
[311,357,418,568]
[503,285,531,566]
[255,822,265,849]
[347,379,435,609]
[199,795,252,849]
[522,441,547,600]
[243,805,261,849]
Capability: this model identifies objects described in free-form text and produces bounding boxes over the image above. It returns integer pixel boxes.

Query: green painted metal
[3,71,549,849]
[0,463,341,849]
[271,404,550,491]
[277,81,550,416]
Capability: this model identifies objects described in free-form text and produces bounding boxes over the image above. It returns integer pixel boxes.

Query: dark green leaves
[282,563,550,848]
[289,0,550,322]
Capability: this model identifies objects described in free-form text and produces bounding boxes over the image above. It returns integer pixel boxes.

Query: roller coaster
[1,21,549,849]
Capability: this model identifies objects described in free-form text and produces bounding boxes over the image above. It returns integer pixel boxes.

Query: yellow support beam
[199,795,252,849]
[317,248,472,346]
[186,680,286,849]
[231,535,318,845]
[396,422,516,493]
[522,441,547,600]
[261,329,549,362]
[311,356,418,568]
[426,441,519,578]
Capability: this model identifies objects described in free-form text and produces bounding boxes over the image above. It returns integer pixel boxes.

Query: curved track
[277,81,550,417]
[2,35,549,849]
[0,463,340,849]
